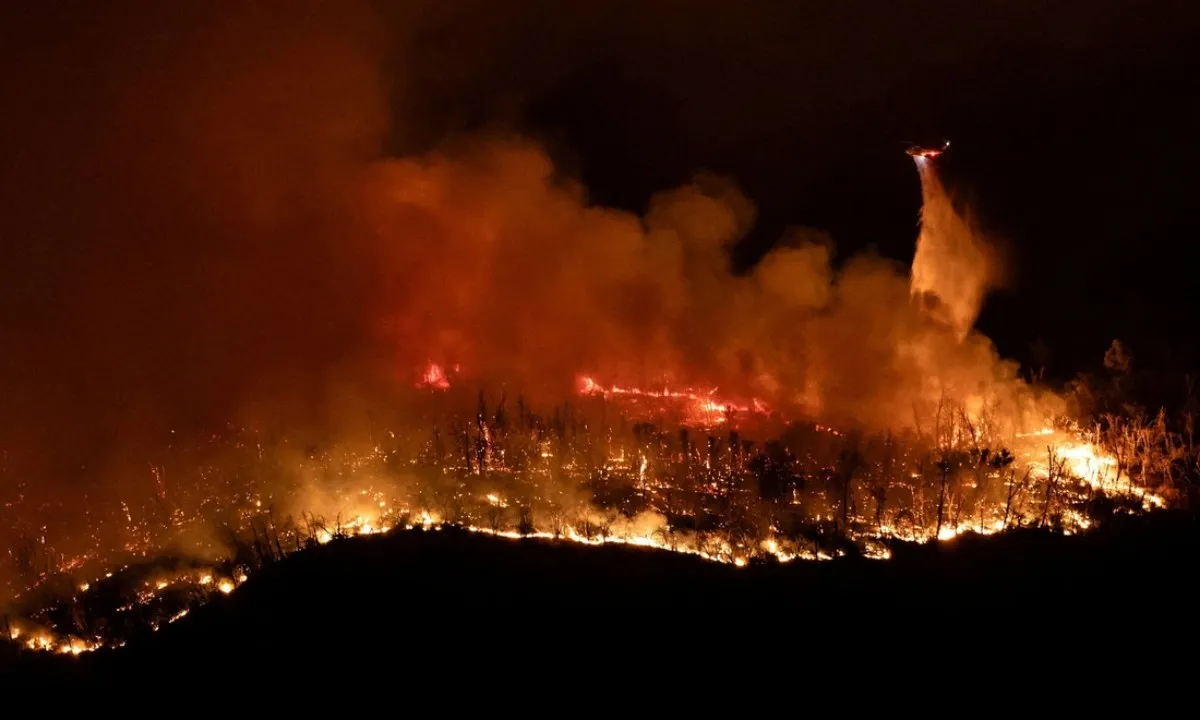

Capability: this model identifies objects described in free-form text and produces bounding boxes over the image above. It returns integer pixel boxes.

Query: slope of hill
[3,513,1195,685]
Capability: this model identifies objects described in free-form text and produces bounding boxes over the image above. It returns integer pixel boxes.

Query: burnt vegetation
[3,339,1196,662]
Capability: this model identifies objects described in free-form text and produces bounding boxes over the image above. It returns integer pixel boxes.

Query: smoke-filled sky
[1,0,1198,491]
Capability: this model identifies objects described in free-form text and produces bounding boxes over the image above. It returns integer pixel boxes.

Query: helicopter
[905,138,950,158]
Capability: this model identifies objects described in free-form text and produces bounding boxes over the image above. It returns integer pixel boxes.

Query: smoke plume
[0,0,1064,590]
[362,138,1041,433]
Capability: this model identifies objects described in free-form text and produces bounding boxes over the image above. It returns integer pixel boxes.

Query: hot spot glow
[575,375,769,426]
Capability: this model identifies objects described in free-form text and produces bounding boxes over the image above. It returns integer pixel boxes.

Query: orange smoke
[0,0,1068,597]
[359,139,1045,437]
[0,0,1043,482]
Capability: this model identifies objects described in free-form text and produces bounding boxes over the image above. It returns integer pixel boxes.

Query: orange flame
[417,362,451,390]
[576,374,769,426]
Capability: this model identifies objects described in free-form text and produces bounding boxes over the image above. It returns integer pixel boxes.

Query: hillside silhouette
[3,512,1195,686]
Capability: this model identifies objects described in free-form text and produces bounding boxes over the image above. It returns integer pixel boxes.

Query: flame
[576,375,769,426]
[4,420,1158,660]
[417,362,451,390]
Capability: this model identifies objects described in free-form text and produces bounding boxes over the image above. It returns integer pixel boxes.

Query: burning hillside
[0,1,1185,660]
[0,130,1171,655]
[0,352,1167,655]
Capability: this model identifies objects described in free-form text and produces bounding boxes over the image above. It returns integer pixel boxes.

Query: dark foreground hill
[4,513,1196,685]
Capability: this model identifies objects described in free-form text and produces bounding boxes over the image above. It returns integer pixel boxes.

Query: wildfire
[3,150,1171,659]
[1,416,1157,660]
[576,375,769,426]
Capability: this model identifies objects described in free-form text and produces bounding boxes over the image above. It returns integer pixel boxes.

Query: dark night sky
[1,0,1199,479]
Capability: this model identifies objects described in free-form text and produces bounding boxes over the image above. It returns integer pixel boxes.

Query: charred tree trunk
[873,485,887,535]
[1040,447,1057,528]
[935,459,950,539]
[1003,469,1020,528]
